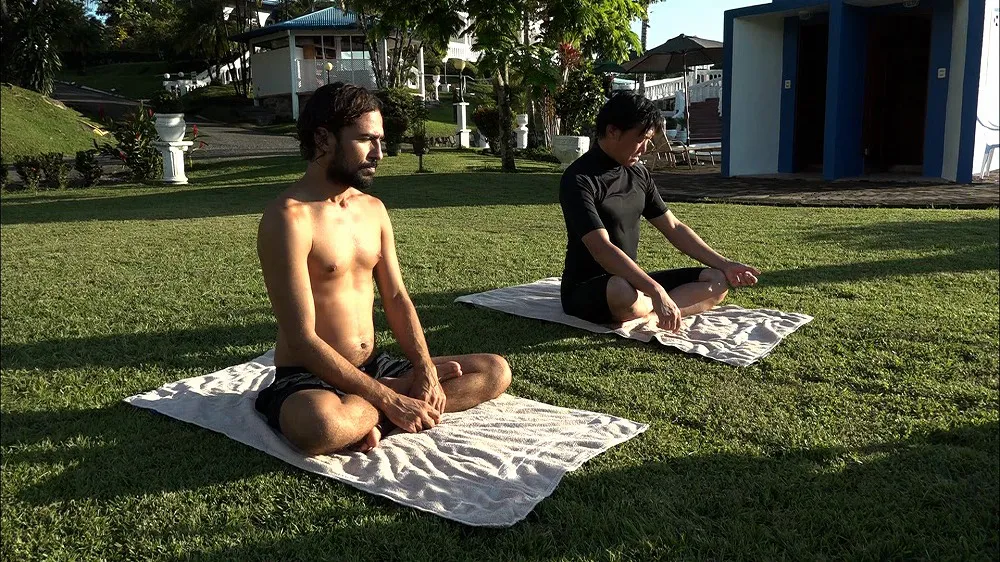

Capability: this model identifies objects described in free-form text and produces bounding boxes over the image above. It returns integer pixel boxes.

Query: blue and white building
[722,0,999,183]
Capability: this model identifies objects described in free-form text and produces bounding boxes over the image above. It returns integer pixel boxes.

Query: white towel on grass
[123,350,647,527]
[455,277,812,367]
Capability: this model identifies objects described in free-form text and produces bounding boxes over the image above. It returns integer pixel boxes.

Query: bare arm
[372,203,436,379]
[649,211,760,286]
[257,204,396,409]
[648,210,730,269]
[371,201,449,414]
[581,228,667,299]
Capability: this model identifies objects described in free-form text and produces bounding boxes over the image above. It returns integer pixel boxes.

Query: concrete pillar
[288,31,299,120]
[455,101,471,148]
[418,46,426,99]
[515,113,529,149]
[153,141,194,184]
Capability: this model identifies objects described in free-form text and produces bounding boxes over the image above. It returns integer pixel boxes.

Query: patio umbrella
[622,34,723,137]
[593,60,628,74]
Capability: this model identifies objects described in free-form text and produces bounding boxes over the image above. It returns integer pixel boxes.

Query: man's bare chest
[307,213,382,279]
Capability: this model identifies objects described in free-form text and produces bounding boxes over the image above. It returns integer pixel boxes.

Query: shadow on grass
[0,172,561,225]
[2,404,284,505]
[134,422,994,561]
[0,319,276,372]
[764,216,1000,285]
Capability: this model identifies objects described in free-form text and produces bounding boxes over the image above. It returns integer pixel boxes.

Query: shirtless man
[254,83,511,455]
[560,92,760,331]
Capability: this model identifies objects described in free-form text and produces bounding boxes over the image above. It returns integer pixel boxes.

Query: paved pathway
[652,166,999,209]
[51,82,299,159]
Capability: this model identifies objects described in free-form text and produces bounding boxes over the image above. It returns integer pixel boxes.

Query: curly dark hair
[594,92,663,139]
[297,82,382,160]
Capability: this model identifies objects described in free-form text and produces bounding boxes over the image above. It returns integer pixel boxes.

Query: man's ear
[314,127,335,157]
[605,125,622,141]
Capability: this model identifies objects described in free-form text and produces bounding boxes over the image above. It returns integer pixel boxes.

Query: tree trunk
[639,7,648,96]
[497,64,516,172]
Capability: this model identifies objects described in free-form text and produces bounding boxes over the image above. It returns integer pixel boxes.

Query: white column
[288,31,299,119]
[382,39,389,86]
[515,113,529,149]
[418,46,426,99]
[153,141,194,184]
[455,101,471,147]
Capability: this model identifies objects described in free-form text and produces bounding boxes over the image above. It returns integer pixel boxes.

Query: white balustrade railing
[299,58,377,92]
[689,77,722,103]
[446,41,480,62]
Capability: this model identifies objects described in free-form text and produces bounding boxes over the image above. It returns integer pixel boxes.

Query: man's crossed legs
[563,267,730,326]
[256,353,511,455]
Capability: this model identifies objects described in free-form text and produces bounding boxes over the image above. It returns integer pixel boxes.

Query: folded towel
[456,278,812,367]
[124,350,647,527]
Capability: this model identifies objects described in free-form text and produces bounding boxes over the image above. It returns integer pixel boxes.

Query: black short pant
[561,267,707,324]
[254,351,412,433]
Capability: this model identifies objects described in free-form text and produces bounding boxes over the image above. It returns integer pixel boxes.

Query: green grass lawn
[58,62,191,100]
[0,85,104,159]
[1,150,997,560]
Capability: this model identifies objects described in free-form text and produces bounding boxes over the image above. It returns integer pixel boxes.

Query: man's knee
[485,354,512,398]
[279,393,374,455]
[700,268,729,303]
[607,276,651,319]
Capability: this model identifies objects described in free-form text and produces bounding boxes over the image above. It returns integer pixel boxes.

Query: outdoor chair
[640,132,692,171]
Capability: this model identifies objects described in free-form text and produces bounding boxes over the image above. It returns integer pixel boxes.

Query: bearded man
[254,83,511,455]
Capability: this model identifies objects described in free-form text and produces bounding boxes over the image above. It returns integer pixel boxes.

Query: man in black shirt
[560,92,760,331]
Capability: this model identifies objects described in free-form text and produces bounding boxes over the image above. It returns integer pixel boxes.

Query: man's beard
[326,151,376,190]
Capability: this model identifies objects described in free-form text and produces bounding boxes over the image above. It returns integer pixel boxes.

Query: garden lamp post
[324,61,334,85]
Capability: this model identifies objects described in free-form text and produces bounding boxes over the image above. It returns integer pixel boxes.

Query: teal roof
[231,7,360,42]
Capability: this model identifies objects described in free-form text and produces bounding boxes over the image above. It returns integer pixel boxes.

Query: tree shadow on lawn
[0,174,560,225]
[2,403,287,506]
[764,217,1000,286]
[0,317,276,372]
[144,422,997,561]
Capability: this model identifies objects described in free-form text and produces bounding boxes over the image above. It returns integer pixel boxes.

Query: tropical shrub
[375,88,416,156]
[39,152,70,189]
[74,149,103,187]
[554,68,606,137]
[96,104,161,181]
[13,155,43,190]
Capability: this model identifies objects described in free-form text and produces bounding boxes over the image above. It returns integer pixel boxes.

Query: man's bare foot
[350,425,383,453]
[379,361,464,394]
[435,361,463,382]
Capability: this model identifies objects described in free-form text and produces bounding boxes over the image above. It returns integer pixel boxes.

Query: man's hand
[722,261,761,288]
[409,362,462,414]
[650,290,683,332]
[380,393,440,433]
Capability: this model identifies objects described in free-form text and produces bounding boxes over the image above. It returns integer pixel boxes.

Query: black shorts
[561,267,708,324]
[254,351,412,432]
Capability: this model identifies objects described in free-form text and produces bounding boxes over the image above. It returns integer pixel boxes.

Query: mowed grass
[1,150,997,561]
[0,85,104,159]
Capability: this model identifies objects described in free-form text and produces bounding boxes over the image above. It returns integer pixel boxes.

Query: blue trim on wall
[722,12,735,177]
[923,0,953,179]
[731,0,828,19]
[956,0,986,183]
[823,0,868,180]
[779,16,800,173]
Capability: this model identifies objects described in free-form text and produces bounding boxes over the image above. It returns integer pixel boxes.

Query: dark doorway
[862,14,932,173]
[793,20,829,172]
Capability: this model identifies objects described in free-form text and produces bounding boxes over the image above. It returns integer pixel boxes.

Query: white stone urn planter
[154,113,186,142]
[552,135,590,168]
